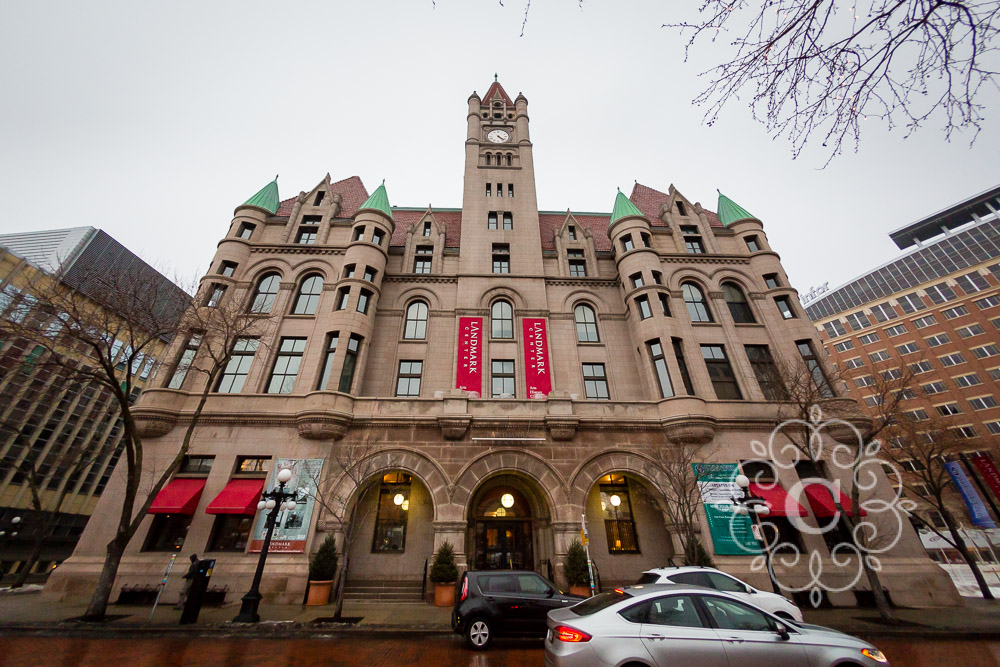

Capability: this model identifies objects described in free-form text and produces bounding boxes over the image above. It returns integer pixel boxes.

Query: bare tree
[0,265,267,619]
[644,444,715,566]
[305,432,401,620]
[666,1,1000,160]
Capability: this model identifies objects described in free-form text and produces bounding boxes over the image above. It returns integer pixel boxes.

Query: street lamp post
[233,468,297,623]
[732,474,781,595]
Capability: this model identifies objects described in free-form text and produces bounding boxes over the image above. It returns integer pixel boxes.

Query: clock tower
[459,78,543,277]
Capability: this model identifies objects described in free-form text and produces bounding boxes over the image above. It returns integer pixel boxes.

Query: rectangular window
[844,357,864,369]
[647,340,675,398]
[179,455,214,474]
[987,421,1000,435]
[491,359,515,397]
[745,345,785,400]
[336,287,350,311]
[236,456,271,474]
[352,226,365,242]
[357,289,372,314]
[745,235,761,252]
[296,226,318,245]
[503,212,513,230]
[142,514,193,552]
[764,273,781,289]
[266,337,307,394]
[701,344,742,400]
[652,271,663,285]
[371,229,384,246]
[910,360,933,374]
[363,266,377,282]
[991,368,1000,382]
[343,263,356,279]
[824,320,848,338]
[905,408,929,421]
[216,338,259,393]
[314,191,325,206]
[485,183,492,197]
[954,373,982,388]
[237,222,255,239]
[870,303,898,322]
[207,514,254,552]
[953,425,978,439]
[206,284,226,307]
[845,312,871,330]
[582,363,610,399]
[492,244,510,274]
[942,305,970,320]
[496,182,503,197]
[975,295,1000,310]
[896,293,926,313]
[973,344,1000,359]
[885,324,907,337]
[672,338,695,395]
[895,342,920,355]
[395,360,423,397]
[936,402,961,416]
[423,221,432,237]
[855,376,875,388]
[338,334,363,393]
[775,296,795,319]
[636,296,652,320]
[798,340,834,397]
[414,245,433,274]
[567,249,586,277]
[219,261,237,277]
[600,475,639,553]
[922,381,947,395]
[925,333,950,347]
[630,272,644,288]
[865,396,883,407]
[372,473,411,552]
[940,352,967,367]
[869,350,891,363]
[317,333,339,390]
[881,368,902,381]
[168,334,202,389]
[508,183,514,197]
[658,293,671,317]
[970,396,999,410]
[568,225,576,240]
[956,272,989,293]
[912,314,936,328]
[621,234,635,252]
[858,332,879,345]
[834,340,855,352]
[958,324,985,338]
[681,226,705,254]
[925,283,956,304]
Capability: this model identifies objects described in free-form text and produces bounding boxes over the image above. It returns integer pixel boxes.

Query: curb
[0,622,456,640]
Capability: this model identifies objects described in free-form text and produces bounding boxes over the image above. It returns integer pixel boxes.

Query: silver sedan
[545,584,889,667]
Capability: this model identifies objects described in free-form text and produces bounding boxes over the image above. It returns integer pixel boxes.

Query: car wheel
[466,617,492,650]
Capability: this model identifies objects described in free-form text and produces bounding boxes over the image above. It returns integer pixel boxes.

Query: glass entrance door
[474,520,533,570]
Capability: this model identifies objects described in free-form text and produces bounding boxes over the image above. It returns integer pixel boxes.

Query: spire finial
[382,178,385,185]
[494,72,498,82]
[275,174,279,181]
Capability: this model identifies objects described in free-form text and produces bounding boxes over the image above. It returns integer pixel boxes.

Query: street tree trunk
[942,508,996,600]
[82,536,126,621]
[849,480,895,622]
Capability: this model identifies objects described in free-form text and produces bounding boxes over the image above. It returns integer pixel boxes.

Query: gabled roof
[358,182,392,219]
[610,190,645,225]
[242,178,279,214]
[391,209,463,248]
[629,183,724,228]
[483,79,514,106]
[716,191,757,226]
[274,176,369,218]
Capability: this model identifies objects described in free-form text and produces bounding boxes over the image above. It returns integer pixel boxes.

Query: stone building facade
[46,81,957,608]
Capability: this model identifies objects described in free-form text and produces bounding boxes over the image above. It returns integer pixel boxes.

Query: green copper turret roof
[358,181,393,219]
[242,178,280,215]
[609,189,644,225]
[716,191,756,226]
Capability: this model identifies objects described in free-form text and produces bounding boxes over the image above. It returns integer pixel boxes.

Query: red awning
[205,479,265,515]
[148,478,206,515]
[748,483,808,517]
[803,484,867,518]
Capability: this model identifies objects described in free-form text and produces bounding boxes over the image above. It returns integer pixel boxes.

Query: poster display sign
[945,460,997,529]
[694,463,761,556]
[249,458,324,553]
[522,318,552,399]
[456,317,483,397]
[971,454,1000,505]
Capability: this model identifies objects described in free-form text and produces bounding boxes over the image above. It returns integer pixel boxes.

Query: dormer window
[296,226,318,245]
[676,200,688,216]
[681,225,704,254]
[568,226,576,240]
[423,221,432,237]
[314,191,325,206]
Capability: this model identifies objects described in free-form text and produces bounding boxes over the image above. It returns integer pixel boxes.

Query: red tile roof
[275,176,370,218]
[391,209,463,248]
[629,183,723,228]
[482,80,514,106]
[538,213,612,251]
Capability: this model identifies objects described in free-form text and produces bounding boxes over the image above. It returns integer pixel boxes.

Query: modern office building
[46,81,956,608]
[0,228,187,581]
[806,186,1000,556]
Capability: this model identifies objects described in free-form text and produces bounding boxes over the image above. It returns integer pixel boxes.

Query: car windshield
[570,590,632,616]
[635,573,660,584]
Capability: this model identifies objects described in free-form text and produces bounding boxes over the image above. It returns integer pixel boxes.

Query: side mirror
[746,586,756,594]
[774,622,790,641]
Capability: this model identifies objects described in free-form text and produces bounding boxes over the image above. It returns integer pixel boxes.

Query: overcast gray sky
[2,1,996,296]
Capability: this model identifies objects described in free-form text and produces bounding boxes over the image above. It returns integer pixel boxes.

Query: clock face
[487,129,510,144]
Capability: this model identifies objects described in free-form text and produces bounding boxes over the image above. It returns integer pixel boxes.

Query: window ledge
[691,322,723,327]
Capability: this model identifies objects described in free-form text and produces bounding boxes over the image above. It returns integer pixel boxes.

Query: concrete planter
[434,582,456,607]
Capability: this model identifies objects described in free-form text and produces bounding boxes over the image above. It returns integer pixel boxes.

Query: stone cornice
[250,245,345,256]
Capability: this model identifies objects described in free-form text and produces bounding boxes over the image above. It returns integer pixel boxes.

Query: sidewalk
[1,588,999,639]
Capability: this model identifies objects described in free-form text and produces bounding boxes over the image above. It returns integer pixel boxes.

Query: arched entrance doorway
[467,474,552,572]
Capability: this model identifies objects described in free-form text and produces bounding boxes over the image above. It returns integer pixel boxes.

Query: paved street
[0,635,998,666]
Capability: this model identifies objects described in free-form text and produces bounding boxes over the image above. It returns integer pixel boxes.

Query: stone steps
[343,580,425,602]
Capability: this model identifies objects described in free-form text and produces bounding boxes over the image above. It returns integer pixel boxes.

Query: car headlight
[862,647,888,663]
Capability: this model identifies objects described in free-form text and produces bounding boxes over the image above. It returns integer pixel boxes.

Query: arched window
[403,301,428,339]
[505,154,512,166]
[682,283,713,323]
[722,282,755,324]
[485,153,491,166]
[492,300,513,339]
[495,152,502,165]
[292,274,323,315]
[574,304,599,342]
[249,273,281,314]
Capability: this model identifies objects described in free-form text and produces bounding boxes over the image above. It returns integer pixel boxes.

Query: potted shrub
[563,540,591,597]
[430,541,459,607]
[306,534,338,606]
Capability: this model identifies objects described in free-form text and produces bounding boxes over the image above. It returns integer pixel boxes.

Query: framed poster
[694,462,761,556]
[249,458,324,553]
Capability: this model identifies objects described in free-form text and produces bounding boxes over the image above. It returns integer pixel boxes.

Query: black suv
[451,570,584,649]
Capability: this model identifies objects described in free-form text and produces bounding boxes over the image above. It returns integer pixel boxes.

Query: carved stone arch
[561,289,613,314]
[669,269,713,293]
[707,267,758,291]
[288,261,332,283]
[321,447,451,522]
[243,258,290,284]
[451,449,568,521]
[479,285,528,311]
[392,286,442,311]
[568,450,668,511]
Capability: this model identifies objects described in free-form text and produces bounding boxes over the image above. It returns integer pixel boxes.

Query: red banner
[971,454,1000,504]
[522,318,552,399]
[456,317,483,397]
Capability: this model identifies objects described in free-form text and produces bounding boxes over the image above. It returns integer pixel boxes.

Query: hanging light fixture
[501,492,515,509]
[610,494,621,507]
[394,493,405,506]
